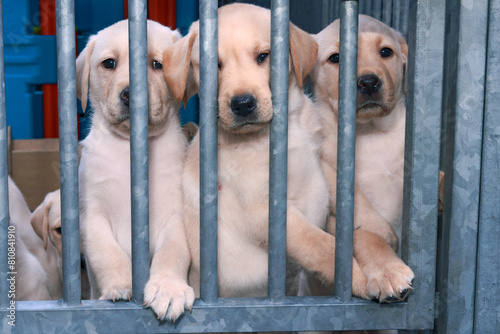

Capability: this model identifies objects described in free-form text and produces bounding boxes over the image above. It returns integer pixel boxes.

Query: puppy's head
[314,15,408,124]
[76,19,182,137]
[31,189,62,258]
[164,3,318,135]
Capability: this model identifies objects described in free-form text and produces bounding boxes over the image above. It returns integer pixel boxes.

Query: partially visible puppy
[77,19,194,312]
[31,190,62,279]
[311,15,414,302]
[31,189,91,299]
[8,177,50,300]
[147,4,375,321]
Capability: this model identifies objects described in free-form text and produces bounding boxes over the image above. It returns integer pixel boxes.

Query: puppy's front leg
[144,214,195,322]
[286,206,370,300]
[82,214,132,301]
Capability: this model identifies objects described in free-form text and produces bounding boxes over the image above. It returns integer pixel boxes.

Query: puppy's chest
[355,130,405,225]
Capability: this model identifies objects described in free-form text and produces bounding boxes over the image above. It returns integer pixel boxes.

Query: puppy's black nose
[358,74,381,96]
[230,94,257,117]
[120,88,129,106]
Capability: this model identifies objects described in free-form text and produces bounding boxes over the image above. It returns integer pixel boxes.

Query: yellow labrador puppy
[30,189,63,296]
[77,19,194,310]
[312,15,414,302]
[7,177,51,300]
[149,3,376,320]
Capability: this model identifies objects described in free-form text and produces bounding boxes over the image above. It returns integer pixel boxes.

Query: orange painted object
[124,0,176,28]
[40,0,59,138]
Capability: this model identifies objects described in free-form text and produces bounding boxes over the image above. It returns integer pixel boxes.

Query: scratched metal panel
[473,0,500,333]
[402,0,445,330]
[435,0,489,333]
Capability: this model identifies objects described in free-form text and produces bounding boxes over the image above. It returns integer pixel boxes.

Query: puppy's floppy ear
[163,25,199,105]
[397,32,408,95]
[31,198,52,250]
[289,23,319,89]
[76,36,97,112]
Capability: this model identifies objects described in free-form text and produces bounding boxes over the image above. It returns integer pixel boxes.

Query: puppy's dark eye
[55,227,62,235]
[152,60,163,70]
[218,61,222,70]
[102,58,116,69]
[328,53,339,63]
[380,47,393,58]
[257,52,269,64]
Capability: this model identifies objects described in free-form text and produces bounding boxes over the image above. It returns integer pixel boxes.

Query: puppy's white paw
[367,261,414,303]
[143,276,195,322]
[99,283,132,302]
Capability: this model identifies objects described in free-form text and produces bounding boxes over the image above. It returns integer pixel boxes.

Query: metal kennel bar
[402,0,445,329]
[268,0,290,301]
[334,0,358,302]
[0,0,9,309]
[3,0,494,333]
[473,2,500,332]
[199,0,219,303]
[436,1,490,333]
[128,0,150,305]
[55,0,81,305]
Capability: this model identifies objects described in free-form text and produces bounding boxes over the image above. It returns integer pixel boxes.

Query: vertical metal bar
[0,0,10,308]
[268,0,289,301]
[400,0,410,39]
[372,0,382,20]
[392,0,401,32]
[360,0,370,16]
[199,0,218,303]
[474,2,500,333]
[334,0,358,302]
[55,0,81,305]
[332,0,341,21]
[402,0,445,329]
[435,0,489,333]
[382,0,392,26]
[128,0,149,304]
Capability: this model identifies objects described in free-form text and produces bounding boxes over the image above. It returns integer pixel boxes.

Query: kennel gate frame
[0,0,498,333]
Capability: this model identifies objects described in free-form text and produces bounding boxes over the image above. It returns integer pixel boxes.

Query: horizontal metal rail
[3,298,410,333]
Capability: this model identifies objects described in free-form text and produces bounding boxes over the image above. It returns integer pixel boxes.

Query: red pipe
[148,0,176,28]
[124,0,177,28]
[40,0,59,138]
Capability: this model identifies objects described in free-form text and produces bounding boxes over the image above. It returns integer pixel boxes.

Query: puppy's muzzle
[230,94,257,117]
[357,74,381,96]
[120,88,130,106]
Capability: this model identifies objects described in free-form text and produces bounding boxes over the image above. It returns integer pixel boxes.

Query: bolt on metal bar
[474,1,500,332]
[0,0,10,308]
[199,0,219,303]
[128,0,149,304]
[334,0,358,302]
[268,0,289,301]
[55,0,81,305]
[402,0,445,329]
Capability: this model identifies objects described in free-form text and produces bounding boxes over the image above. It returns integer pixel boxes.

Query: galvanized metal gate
[0,0,498,333]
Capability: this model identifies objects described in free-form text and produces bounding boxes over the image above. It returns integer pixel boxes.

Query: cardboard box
[9,137,61,211]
